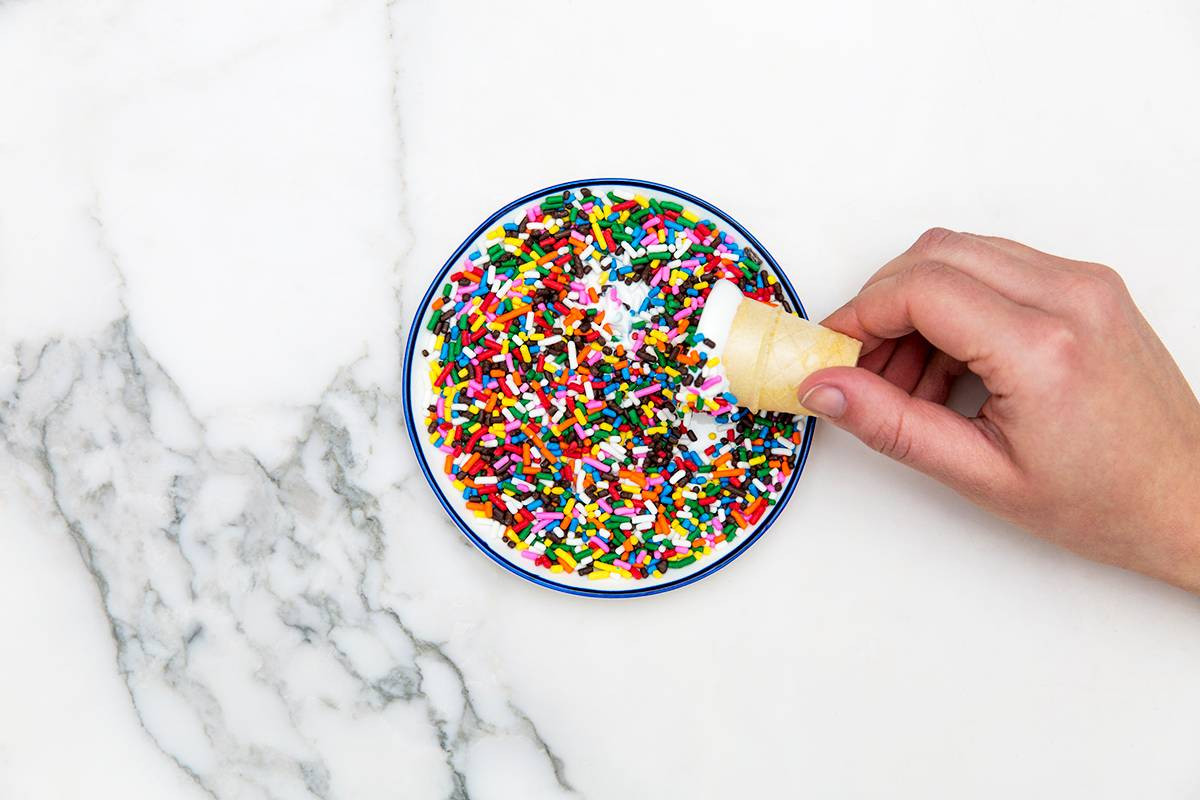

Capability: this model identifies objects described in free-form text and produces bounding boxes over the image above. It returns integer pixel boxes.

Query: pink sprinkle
[613,559,630,570]
[581,457,608,472]
[520,550,540,561]
[634,384,662,398]
[672,308,691,321]
[589,537,610,553]
[535,512,564,520]
[700,375,723,390]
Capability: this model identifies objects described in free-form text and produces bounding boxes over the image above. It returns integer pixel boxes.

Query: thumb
[797,366,1011,493]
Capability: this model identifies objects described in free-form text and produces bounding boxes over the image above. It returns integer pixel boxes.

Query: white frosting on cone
[695,279,745,357]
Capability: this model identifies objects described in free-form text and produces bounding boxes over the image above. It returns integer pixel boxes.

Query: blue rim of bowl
[402,178,817,598]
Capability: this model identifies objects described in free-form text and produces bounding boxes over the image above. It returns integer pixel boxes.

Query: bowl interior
[403,179,816,597]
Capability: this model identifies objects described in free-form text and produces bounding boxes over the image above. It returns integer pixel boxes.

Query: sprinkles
[421,187,806,580]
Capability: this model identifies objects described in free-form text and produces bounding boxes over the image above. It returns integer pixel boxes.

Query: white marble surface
[3,1,1200,798]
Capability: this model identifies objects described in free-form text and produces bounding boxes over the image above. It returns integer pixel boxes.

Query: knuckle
[903,259,962,292]
[907,258,956,282]
[1063,264,1128,320]
[866,411,914,462]
[1079,261,1121,281]
[1030,319,1081,372]
[910,227,958,256]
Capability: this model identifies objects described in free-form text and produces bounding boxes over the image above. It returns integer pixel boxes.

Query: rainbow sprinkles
[420,186,806,581]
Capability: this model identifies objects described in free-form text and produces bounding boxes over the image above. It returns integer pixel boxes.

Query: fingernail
[799,384,846,419]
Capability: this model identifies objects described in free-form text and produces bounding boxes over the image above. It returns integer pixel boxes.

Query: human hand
[798,229,1200,592]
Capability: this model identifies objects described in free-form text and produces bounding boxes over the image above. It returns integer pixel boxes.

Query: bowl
[402,178,816,597]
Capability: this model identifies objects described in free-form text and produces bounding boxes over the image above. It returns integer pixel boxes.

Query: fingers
[797,366,1016,496]
[911,350,966,404]
[822,261,1042,383]
[878,332,932,394]
[859,228,1063,308]
[857,336,897,373]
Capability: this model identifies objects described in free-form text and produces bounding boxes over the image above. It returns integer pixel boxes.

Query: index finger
[823,261,1044,381]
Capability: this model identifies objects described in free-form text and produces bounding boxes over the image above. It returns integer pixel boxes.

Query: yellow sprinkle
[593,561,617,573]
[588,571,608,580]
[682,211,699,223]
[487,227,505,239]
[634,194,650,208]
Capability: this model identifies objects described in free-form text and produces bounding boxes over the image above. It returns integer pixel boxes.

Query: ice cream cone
[720,290,862,416]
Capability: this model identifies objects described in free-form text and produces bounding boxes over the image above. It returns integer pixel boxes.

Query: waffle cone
[723,297,862,415]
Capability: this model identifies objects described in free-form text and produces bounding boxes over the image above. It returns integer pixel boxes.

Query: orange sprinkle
[619,470,646,488]
[495,304,531,323]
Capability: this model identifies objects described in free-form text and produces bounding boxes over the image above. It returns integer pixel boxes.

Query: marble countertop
[3,1,1200,798]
